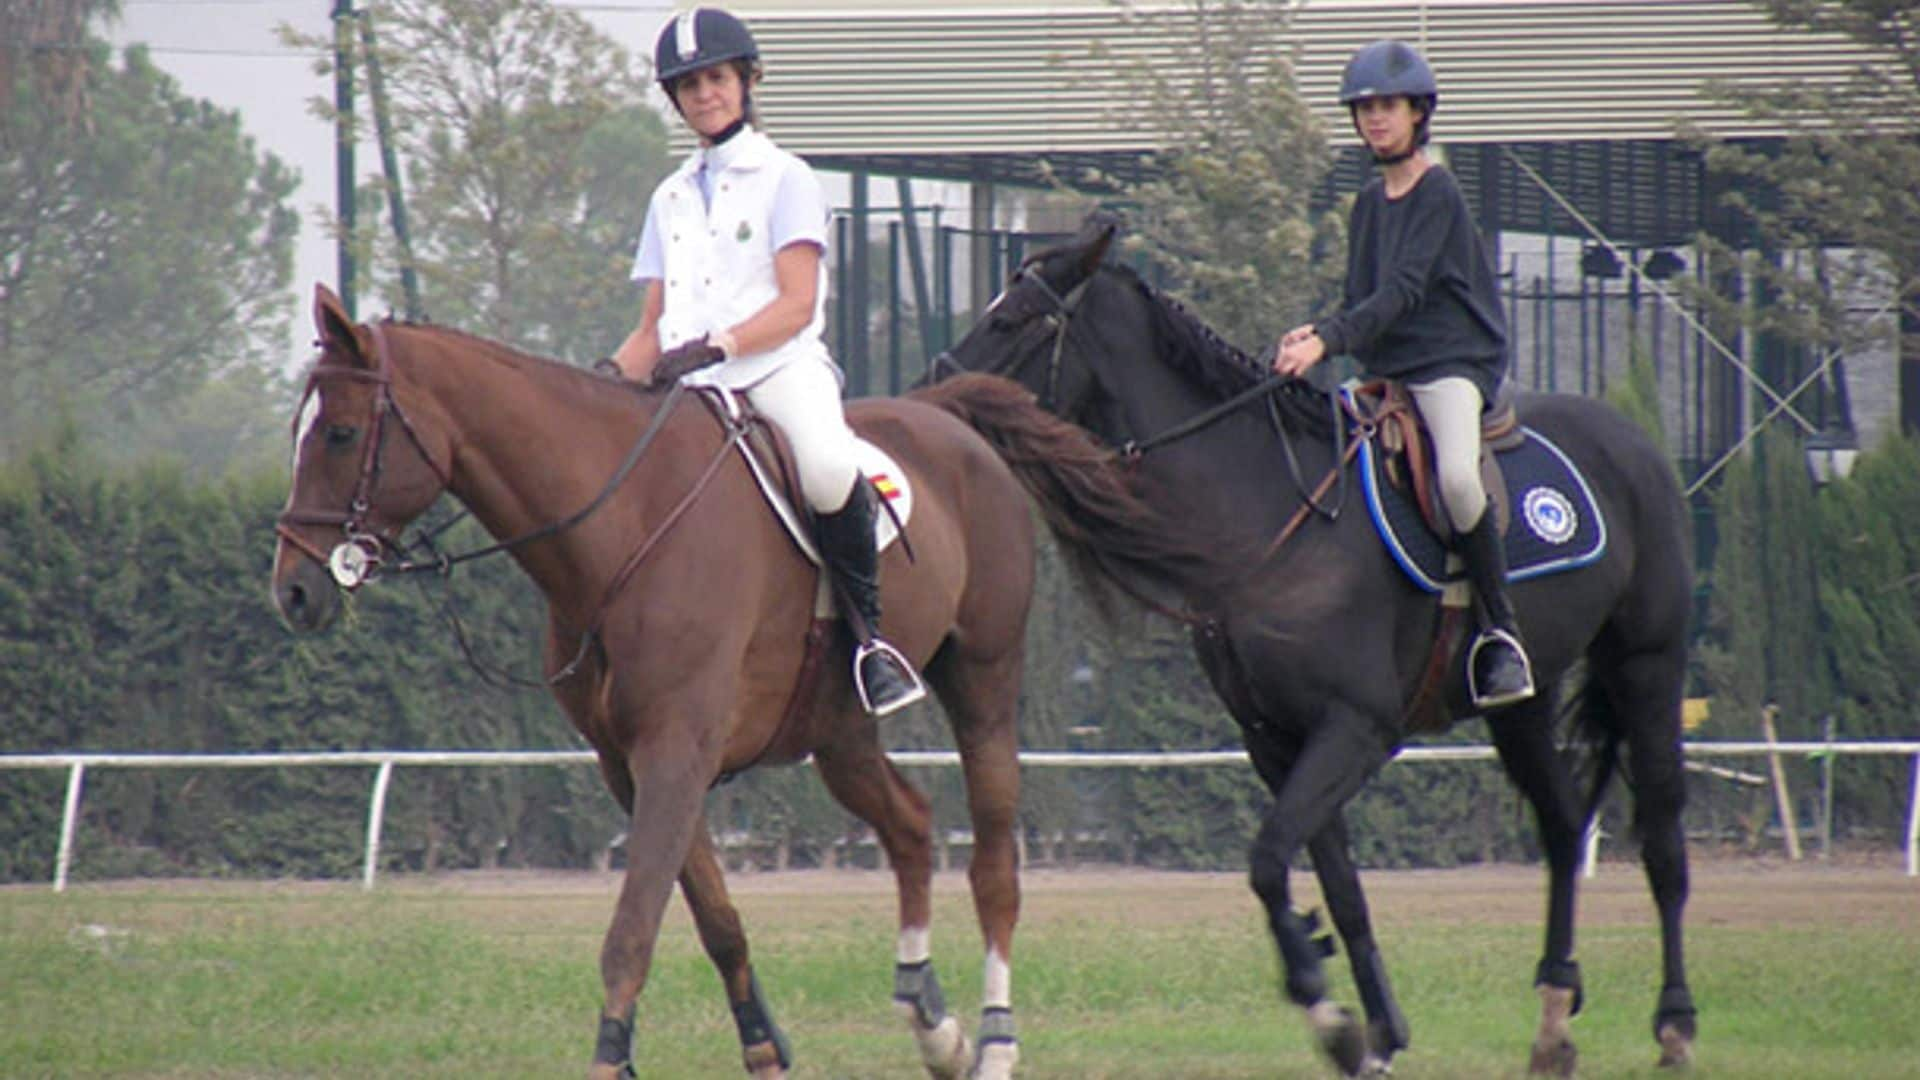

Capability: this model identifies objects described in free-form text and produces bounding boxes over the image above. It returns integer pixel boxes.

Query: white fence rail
[6,742,1918,890]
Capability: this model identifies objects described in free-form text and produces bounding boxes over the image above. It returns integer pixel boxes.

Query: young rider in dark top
[1272,39,1534,710]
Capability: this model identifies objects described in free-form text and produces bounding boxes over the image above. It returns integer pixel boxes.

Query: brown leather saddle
[1343,377,1522,543]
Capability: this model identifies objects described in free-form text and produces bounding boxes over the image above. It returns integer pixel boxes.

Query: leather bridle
[275,323,452,589]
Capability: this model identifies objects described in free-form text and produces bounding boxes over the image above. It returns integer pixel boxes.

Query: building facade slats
[679,0,1888,155]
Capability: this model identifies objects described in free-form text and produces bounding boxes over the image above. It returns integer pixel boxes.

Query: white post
[1582,820,1601,879]
[54,762,86,892]
[1905,753,1919,879]
[363,760,395,891]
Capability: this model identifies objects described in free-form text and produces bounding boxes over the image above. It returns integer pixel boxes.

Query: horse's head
[272,285,454,631]
[939,211,1124,426]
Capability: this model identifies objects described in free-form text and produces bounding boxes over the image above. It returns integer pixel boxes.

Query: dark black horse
[937,214,1696,1076]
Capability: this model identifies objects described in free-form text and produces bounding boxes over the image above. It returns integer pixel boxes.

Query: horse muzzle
[271,550,343,632]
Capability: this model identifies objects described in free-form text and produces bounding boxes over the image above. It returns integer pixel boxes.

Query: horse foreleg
[811,739,971,1079]
[591,740,711,1080]
[1489,699,1586,1079]
[1309,814,1408,1075]
[1247,714,1389,1078]
[680,820,792,1078]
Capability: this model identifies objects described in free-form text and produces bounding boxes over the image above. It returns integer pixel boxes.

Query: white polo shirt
[631,127,833,389]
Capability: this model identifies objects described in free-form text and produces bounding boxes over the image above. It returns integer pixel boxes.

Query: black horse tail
[913,373,1230,619]
[1560,661,1627,833]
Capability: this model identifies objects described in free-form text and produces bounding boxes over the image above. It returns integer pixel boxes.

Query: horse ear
[1076,210,1122,275]
[312,283,370,367]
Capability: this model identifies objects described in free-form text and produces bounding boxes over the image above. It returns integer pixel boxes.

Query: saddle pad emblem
[1522,486,1578,545]
[1358,425,1606,594]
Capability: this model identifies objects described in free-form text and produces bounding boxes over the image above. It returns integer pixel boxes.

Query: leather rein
[931,266,1358,558]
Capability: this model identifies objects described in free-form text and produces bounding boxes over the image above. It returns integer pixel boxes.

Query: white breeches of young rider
[743,355,862,513]
[1406,376,1488,534]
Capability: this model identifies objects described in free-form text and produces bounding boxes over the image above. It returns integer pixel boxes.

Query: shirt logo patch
[736,220,752,242]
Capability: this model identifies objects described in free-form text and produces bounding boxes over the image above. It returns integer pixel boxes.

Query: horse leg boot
[1460,508,1536,710]
[816,475,928,716]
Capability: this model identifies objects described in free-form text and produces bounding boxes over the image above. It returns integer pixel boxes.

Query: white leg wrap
[897,925,932,966]
[982,948,1012,1010]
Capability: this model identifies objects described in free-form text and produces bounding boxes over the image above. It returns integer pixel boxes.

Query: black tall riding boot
[815,476,928,717]
[1459,510,1536,710]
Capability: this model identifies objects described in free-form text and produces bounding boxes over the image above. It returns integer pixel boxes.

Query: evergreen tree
[1684,1,1920,430]
[1098,0,1343,352]
[287,0,673,360]
[1,36,298,470]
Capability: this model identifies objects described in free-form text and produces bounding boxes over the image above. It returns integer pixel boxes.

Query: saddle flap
[693,386,913,565]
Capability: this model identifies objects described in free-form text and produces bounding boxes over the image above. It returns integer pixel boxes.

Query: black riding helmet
[1338,40,1438,156]
[654,7,759,86]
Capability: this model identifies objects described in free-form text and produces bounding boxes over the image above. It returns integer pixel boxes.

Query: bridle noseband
[275,323,451,589]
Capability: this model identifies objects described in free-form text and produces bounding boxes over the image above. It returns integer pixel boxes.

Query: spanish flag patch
[870,473,902,501]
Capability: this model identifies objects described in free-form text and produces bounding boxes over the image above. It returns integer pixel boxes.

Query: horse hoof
[903,1012,969,1080]
[1656,1023,1693,1069]
[1528,1037,1577,1078]
[970,1039,1019,1080]
[1306,1001,1369,1076]
[585,1064,632,1080]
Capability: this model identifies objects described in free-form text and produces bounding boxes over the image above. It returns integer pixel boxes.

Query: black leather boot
[1459,510,1536,710]
[815,476,927,717]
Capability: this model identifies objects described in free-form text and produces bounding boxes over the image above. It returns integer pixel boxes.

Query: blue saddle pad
[1358,425,1606,594]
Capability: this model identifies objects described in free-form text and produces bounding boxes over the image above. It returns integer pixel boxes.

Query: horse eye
[325,424,358,448]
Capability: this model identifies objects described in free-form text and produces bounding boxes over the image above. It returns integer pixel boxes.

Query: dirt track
[50,854,1911,936]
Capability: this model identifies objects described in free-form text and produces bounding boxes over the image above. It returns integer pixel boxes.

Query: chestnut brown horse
[271,285,1202,1080]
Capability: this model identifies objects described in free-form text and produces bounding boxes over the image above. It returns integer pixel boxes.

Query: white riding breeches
[742,356,862,513]
[1406,376,1488,534]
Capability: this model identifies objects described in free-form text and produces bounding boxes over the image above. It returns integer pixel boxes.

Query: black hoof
[1368,1014,1409,1062]
[1528,1037,1577,1078]
[1317,1006,1370,1077]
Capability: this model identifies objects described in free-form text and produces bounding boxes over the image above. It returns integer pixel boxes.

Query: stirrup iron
[1467,626,1535,710]
[853,639,928,717]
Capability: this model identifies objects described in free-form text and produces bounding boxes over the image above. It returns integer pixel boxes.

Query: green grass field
[3,860,1917,1078]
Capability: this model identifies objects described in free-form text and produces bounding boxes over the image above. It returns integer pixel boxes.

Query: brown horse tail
[912,373,1230,619]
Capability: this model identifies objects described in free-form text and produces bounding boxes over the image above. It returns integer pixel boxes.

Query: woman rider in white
[609,7,925,717]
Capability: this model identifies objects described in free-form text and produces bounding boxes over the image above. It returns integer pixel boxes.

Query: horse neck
[1082,278,1340,536]
[393,329,680,599]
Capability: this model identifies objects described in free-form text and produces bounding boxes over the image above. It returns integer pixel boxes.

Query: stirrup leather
[1467,627,1536,709]
[853,639,928,717]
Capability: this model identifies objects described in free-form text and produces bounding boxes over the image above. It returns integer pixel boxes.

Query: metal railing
[6,741,1917,890]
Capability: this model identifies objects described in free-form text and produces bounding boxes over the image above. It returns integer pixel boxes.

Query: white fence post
[363,759,395,891]
[1906,753,1919,879]
[54,762,86,893]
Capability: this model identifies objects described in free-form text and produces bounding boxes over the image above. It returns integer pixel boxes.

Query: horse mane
[1104,264,1333,434]
[380,318,652,410]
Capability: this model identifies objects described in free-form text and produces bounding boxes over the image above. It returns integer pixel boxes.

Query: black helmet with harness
[1338,40,1438,158]
[654,7,760,87]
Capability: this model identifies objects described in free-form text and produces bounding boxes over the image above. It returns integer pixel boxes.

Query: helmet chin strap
[1372,146,1417,166]
[710,115,748,145]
